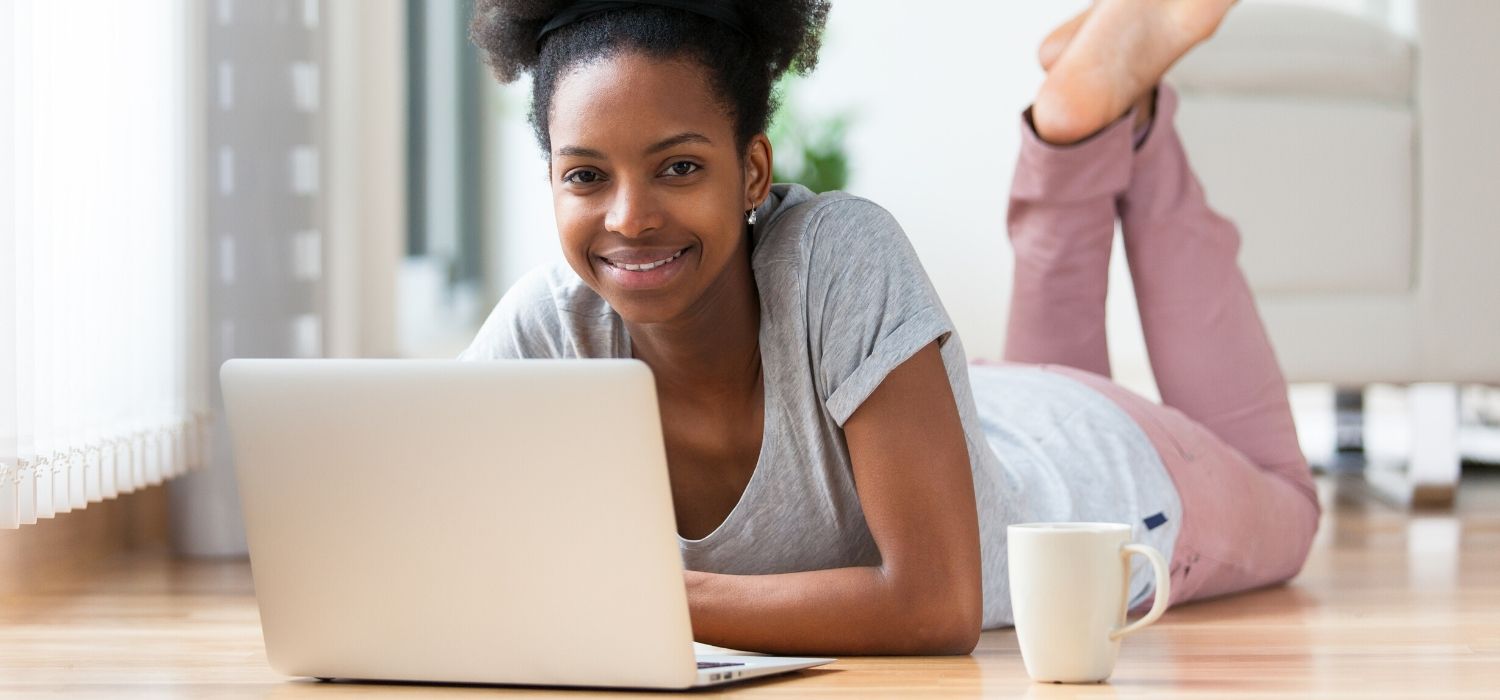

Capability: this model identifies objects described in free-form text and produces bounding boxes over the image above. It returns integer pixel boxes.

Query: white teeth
[611,248,685,272]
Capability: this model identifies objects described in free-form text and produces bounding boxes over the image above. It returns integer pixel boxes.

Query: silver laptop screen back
[221,359,698,688]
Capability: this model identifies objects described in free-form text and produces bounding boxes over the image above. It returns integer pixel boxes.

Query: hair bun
[471,0,829,85]
[470,0,831,156]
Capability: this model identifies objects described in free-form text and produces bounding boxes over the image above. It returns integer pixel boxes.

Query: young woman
[462,0,1321,656]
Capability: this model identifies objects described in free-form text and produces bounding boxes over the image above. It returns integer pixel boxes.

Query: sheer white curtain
[2,0,207,529]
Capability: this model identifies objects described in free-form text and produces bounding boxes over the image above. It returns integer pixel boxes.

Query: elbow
[923,604,982,655]
[900,603,979,655]
[891,573,983,655]
[948,613,983,655]
[875,537,984,654]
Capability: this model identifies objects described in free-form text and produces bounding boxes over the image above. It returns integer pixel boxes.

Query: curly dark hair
[470,0,831,159]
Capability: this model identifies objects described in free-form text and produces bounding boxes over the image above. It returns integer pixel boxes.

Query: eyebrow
[555,131,714,160]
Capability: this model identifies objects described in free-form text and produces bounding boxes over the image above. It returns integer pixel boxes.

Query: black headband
[535,0,749,51]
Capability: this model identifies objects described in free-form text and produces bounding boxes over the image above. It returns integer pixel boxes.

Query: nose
[603,178,665,239]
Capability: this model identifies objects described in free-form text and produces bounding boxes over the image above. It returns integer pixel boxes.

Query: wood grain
[2,473,1496,698]
[0,485,168,596]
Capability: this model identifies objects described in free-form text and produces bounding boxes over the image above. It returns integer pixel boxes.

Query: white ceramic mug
[1007,522,1171,683]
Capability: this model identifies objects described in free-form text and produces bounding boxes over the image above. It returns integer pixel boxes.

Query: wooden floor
[3,471,1498,699]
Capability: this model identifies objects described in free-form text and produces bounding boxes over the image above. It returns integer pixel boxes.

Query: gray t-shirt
[460,183,1180,628]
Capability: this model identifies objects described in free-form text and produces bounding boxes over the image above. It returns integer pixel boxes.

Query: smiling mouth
[602,247,689,272]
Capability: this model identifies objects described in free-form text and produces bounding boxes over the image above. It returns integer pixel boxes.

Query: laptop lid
[220,358,701,689]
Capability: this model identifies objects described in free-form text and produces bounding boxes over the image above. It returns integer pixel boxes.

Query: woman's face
[547,52,771,326]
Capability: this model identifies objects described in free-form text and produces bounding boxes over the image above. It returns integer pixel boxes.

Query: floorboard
[2,472,1497,698]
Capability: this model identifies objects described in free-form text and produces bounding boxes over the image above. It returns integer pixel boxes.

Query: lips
[600,247,688,271]
[597,246,691,265]
[595,245,693,291]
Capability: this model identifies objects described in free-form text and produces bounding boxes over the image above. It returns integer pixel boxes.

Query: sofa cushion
[1173,94,1414,296]
[1168,3,1412,104]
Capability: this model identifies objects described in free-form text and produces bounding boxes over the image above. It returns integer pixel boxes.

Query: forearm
[685,345,983,657]
[685,566,978,657]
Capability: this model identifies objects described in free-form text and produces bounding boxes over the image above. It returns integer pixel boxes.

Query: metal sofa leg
[1332,386,1366,472]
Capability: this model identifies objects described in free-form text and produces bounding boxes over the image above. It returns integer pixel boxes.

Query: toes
[1038,9,1091,71]
[1037,37,1064,72]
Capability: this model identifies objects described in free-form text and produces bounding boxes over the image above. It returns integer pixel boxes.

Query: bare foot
[1032,0,1235,145]
[1036,8,1156,136]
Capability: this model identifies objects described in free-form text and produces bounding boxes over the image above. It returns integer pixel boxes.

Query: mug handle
[1109,543,1171,641]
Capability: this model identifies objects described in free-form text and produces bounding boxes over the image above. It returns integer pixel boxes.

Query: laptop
[219,358,833,689]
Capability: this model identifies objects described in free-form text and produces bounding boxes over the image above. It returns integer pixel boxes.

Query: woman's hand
[683,342,982,656]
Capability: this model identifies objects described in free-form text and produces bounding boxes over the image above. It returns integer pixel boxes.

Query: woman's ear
[743,133,774,208]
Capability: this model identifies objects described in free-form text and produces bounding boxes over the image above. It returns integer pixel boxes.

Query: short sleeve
[805,198,955,426]
[457,267,566,360]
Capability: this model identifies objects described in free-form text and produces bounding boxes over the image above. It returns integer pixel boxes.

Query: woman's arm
[685,341,983,656]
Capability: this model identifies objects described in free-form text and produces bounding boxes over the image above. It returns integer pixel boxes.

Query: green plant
[768,76,853,193]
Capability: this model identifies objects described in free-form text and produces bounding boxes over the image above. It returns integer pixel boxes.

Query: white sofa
[1164,1,1500,502]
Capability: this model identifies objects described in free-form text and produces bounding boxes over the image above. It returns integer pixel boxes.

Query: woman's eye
[564,169,600,184]
[664,161,700,177]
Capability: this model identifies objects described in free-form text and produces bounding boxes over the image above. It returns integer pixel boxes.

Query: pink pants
[1002,85,1322,609]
